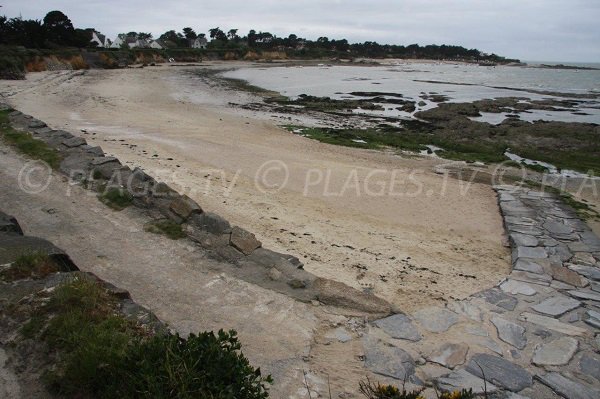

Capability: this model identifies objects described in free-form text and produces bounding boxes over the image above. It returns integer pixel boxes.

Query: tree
[247,29,257,46]
[227,28,238,41]
[137,32,152,40]
[43,10,77,46]
[209,27,226,41]
[182,27,197,40]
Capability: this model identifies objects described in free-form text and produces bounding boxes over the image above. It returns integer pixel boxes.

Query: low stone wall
[3,106,392,316]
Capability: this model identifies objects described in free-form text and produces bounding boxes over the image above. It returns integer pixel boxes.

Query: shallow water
[223,63,600,124]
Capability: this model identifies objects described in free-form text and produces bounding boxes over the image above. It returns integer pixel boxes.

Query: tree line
[0,10,519,63]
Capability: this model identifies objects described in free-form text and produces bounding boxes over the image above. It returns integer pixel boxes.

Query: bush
[144,219,186,239]
[34,276,272,398]
[0,54,25,79]
[99,187,134,210]
[0,252,60,281]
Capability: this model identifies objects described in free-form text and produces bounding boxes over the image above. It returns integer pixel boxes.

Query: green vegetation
[144,219,187,240]
[0,109,62,168]
[20,276,272,398]
[359,379,474,399]
[0,252,60,282]
[99,187,134,210]
[269,94,384,111]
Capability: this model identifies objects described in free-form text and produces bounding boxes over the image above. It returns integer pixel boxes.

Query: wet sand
[0,62,510,310]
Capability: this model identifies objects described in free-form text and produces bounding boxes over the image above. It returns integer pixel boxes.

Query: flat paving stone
[543,220,574,235]
[509,271,552,286]
[514,258,545,274]
[513,246,548,260]
[531,295,581,317]
[584,309,600,329]
[505,216,537,226]
[500,279,537,296]
[476,288,518,311]
[491,316,527,349]
[532,337,578,366]
[568,264,600,281]
[536,372,600,399]
[435,369,498,394]
[324,327,352,343]
[579,353,600,382]
[427,343,469,369]
[466,353,533,392]
[373,314,421,342]
[519,312,587,336]
[510,233,539,247]
[552,265,589,287]
[568,289,600,302]
[509,225,544,236]
[448,301,483,322]
[413,306,459,333]
[362,336,415,380]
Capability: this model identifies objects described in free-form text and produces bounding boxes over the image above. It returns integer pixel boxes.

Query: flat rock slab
[531,295,581,317]
[568,289,600,302]
[413,306,459,333]
[466,353,533,392]
[435,369,498,394]
[579,353,600,382]
[0,211,23,235]
[552,265,588,287]
[568,264,600,281]
[427,343,468,369]
[536,372,600,399]
[532,337,578,366]
[229,226,262,255]
[362,336,415,380]
[584,309,600,328]
[374,314,421,342]
[543,220,574,235]
[324,327,352,343]
[513,246,548,260]
[513,259,545,274]
[510,233,539,247]
[519,312,587,336]
[509,270,552,286]
[0,233,71,265]
[491,316,527,349]
[476,288,518,311]
[500,279,537,296]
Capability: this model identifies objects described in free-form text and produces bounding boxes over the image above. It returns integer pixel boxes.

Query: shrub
[144,219,186,239]
[0,252,60,281]
[99,187,134,210]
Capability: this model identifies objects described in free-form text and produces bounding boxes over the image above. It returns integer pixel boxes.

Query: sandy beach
[0,62,510,311]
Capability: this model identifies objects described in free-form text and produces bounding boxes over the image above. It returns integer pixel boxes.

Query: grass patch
[24,276,273,398]
[99,187,134,210]
[0,110,62,168]
[359,379,474,399]
[0,252,60,282]
[144,219,186,240]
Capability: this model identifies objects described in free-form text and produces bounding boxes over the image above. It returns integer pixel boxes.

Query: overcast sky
[2,0,599,62]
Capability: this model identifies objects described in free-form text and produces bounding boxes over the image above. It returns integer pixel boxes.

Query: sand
[0,62,510,311]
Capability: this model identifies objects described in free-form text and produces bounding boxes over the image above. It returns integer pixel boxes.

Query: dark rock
[435,369,498,394]
[413,306,460,333]
[63,136,87,148]
[0,232,77,271]
[476,288,518,311]
[579,353,600,382]
[169,195,202,220]
[466,353,533,392]
[490,316,527,349]
[229,226,261,255]
[27,119,46,129]
[536,372,600,399]
[188,212,231,235]
[374,314,421,342]
[362,335,415,380]
[314,277,392,314]
[0,211,23,235]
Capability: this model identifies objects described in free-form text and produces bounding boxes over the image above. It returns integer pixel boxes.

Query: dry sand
[0,63,510,311]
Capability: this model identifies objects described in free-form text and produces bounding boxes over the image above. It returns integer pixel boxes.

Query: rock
[374,314,421,342]
[93,158,122,179]
[0,211,23,235]
[287,278,306,289]
[27,118,46,128]
[532,337,578,366]
[513,246,548,260]
[325,327,352,343]
[519,312,587,336]
[476,288,518,311]
[490,316,527,349]
[584,309,600,328]
[413,306,460,333]
[505,216,536,226]
[531,295,581,317]
[229,226,262,255]
[551,280,576,290]
[547,244,573,261]
[447,300,483,321]
[509,270,552,286]
[427,343,469,369]
[362,336,415,380]
[59,152,94,177]
[568,264,600,281]
[0,233,77,268]
[509,225,543,236]
[435,369,498,394]
[63,136,87,147]
[314,278,392,314]
[543,220,574,236]
[466,353,533,392]
[579,353,600,382]
[590,281,600,292]
[267,267,282,281]
[513,259,545,274]
[552,265,588,287]
[568,289,600,302]
[169,195,202,220]
[500,280,537,296]
[510,233,539,247]
[536,372,600,399]
[571,252,597,266]
[188,212,231,235]
[91,156,118,165]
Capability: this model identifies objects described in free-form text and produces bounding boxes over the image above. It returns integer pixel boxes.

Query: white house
[89,30,108,47]
[190,37,208,49]
[148,40,164,49]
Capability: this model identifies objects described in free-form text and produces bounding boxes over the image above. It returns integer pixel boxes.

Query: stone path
[359,185,600,398]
